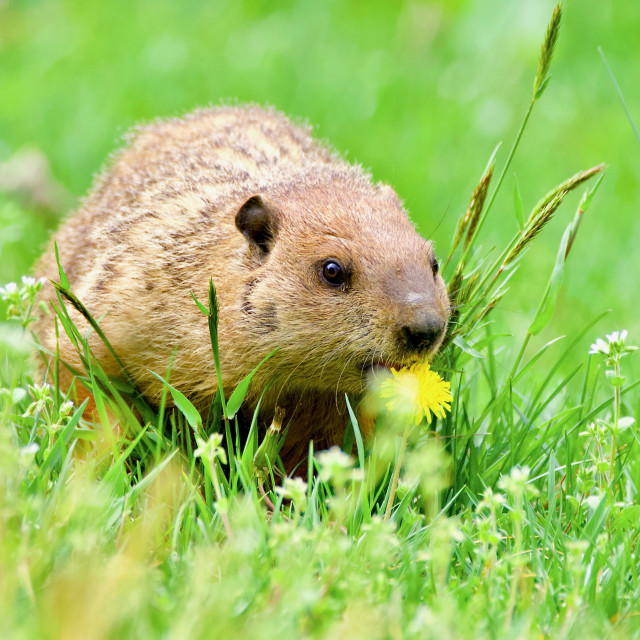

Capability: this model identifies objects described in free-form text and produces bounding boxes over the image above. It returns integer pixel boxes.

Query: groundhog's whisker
[294,343,370,411]
[334,351,362,407]
[272,331,369,410]
[369,344,389,371]
[316,331,372,377]
[319,330,371,365]
[270,342,328,400]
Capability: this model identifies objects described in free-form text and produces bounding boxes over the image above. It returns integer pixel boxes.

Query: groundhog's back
[33,106,368,408]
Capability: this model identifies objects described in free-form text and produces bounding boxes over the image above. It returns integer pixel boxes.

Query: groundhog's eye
[430,256,439,276]
[321,260,346,287]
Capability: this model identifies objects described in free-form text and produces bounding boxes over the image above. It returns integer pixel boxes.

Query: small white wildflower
[590,330,637,361]
[22,382,54,417]
[0,387,27,405]
[498,465,539,498]
[31,382,52,397]
[59,400,74,418]
[194,432,227,465]
[589,338,609,356]
[585,494,603,512]
[617,416,635,431]
[275,477,308,511]
[20,276,36,287]
[20,443,40,456]
[0,282,18,296]
[477,487,506,511]
[316,446,354,484]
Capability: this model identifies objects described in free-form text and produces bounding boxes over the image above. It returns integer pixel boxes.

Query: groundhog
[33,105,450,472]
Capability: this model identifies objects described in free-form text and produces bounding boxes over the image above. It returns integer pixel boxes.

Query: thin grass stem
[460,99,536,267]
[598,46,640,146]
[609,359,621,487]
[384,426,410,522]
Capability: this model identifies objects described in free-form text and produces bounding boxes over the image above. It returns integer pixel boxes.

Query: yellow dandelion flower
[379,360,453,425]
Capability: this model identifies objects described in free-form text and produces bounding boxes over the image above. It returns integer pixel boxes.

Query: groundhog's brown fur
[33,105,449,472]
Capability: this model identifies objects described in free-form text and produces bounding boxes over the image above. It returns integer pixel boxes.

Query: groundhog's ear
[235,195,279,258]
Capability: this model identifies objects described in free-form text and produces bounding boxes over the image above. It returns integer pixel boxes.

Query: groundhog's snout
[383,264,449,359]
[399,311,447,353]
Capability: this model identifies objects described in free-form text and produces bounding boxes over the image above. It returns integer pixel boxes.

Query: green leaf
[208,278,219,332]
[126,451,179,503]
[453,335,484,359]
[534,75,551,100]
[579,173,605,213]
[31,398,89,488]
[50,281,156,425]
[239,391,264,477]
[609,375,626,387]
[513,175,525,230]
[345,394,371,524]
[102,426,152,489]
[191,291,208,315]
[345,394,365,471]
[613,505,640,531]
[207,279,227,416]
[226,349,279,419]
[528,218,572,335]
[54,242,70,289]
[149,370,203,434]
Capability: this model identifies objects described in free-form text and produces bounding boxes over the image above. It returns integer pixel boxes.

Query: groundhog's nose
[399,313,446,353]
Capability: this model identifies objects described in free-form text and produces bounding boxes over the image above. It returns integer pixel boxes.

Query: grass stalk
[609,358,621,487]
[505,495,523,628]
[383,425,410,522]
[508,331,532,382]
[598,46,640,146]
[459,99,536,268]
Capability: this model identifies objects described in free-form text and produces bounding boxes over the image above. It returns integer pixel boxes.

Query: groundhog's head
[234,170,450,397]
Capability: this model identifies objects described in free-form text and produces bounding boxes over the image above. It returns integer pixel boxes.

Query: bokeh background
[1,0,639,361]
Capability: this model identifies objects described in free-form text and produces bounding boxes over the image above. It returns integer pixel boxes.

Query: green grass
[1,264,640,639]
[1,2,640,639]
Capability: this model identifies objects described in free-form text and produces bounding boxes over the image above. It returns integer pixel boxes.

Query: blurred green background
[1,0,639,354]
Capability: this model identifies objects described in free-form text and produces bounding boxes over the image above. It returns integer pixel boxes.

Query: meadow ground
[1,1,639,638]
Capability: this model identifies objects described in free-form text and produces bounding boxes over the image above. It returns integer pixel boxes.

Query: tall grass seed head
[533,3,562,98]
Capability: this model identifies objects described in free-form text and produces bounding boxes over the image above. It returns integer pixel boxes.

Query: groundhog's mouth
[360,360,405,375]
